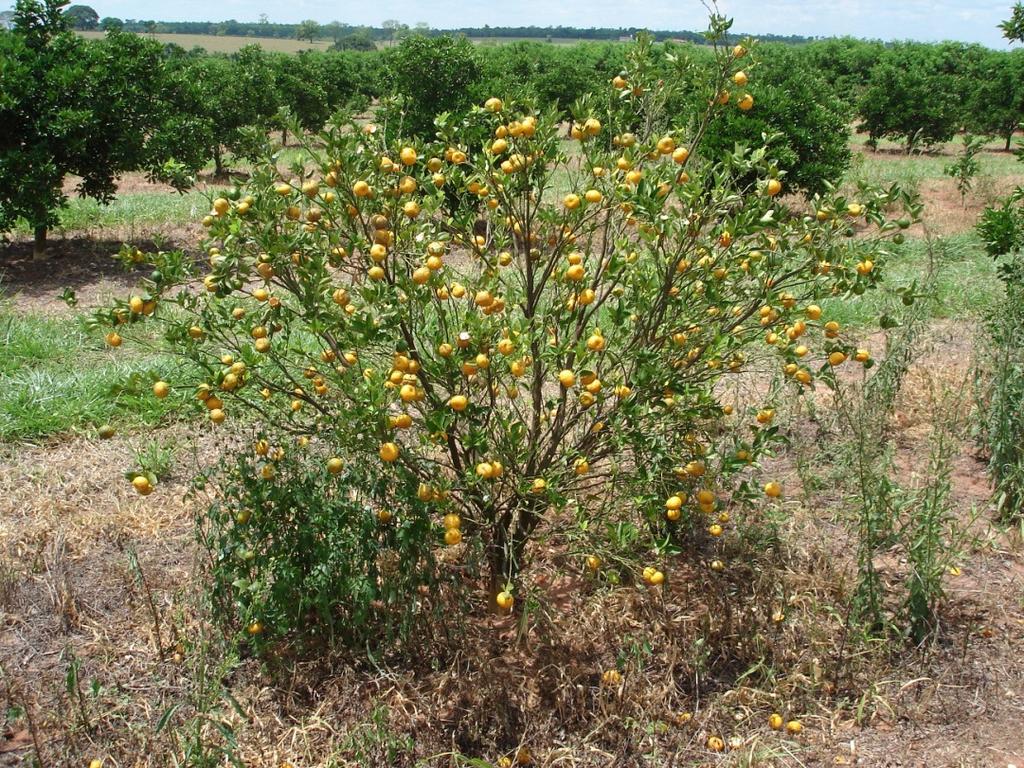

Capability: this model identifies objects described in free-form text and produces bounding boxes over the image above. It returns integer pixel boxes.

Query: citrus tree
[382,34,482,137]
[695,43,852,196]
[858,43,962,152]
[0,0,196,257]
[101,23,915,646]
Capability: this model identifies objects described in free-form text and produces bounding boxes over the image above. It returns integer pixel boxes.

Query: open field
[76,31,335,53]
[1,134,1023,767]
[74,31,597,53]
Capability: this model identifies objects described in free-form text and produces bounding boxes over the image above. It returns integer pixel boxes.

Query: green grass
[822,233,1003,329]
[0,307,195,441]
[848,133,1023,188]
[11,192,207,238]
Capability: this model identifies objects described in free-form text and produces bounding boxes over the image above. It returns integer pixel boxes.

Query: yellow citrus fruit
[379,442,399,462]
[444,528,463,545]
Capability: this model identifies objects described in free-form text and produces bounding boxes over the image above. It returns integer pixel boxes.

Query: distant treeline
[97,17,813,45]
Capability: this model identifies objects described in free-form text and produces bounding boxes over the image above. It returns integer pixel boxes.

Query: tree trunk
[213,145,224,176]
[1006,131,1014,152]
[33,226,48,261]
[281,127,289,147]
[484,498,546,610]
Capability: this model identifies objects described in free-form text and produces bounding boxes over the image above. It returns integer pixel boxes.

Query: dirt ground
[2,167,1024,766]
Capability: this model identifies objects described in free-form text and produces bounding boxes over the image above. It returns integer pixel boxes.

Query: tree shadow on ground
[0,237,192,310]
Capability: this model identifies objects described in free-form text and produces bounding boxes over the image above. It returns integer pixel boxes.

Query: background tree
[802,38,884,111]
[271,52,330,142]
[384,34,482,137]
[63,3,97,29]
[0,0,188,257]
[296,19,320,44]
[964,49,1024,151]
[1001,2,1024,41]
[332,30,377,52]
[859,43,961,152]
[178,47,280,175]
[323,21,344,44]
[696,44,852,196]
[382,19,407,46]
[478,42,624,119]
[99,15,122,31]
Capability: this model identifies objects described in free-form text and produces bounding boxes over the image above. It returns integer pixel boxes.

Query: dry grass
[1,318,1023,767]
[76,31,335,54]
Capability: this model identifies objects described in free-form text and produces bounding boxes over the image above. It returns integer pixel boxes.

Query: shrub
[101,24,914,650]
[198,444,441,650]
[975,198,1024,520]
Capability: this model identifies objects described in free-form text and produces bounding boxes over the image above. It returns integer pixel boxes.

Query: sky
[66,0,1019,47]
